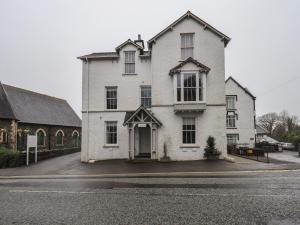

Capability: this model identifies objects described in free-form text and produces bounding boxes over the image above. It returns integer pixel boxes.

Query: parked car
[280,142,295,150]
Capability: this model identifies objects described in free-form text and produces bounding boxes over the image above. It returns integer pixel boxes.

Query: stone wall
[0,122,81,151]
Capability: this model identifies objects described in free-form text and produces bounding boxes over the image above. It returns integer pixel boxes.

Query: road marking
[9,189,297,198]
[1,168,300,179]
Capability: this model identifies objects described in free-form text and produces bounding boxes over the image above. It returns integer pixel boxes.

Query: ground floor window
[182,118,196,144]
[105,122,117,144]
[36,129,46,146]
[227,134,239,145]
[72,130,80,147]
[55,130,64,146]
[0,130,7,143]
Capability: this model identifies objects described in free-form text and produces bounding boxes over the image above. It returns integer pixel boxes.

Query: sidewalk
[0,152,300,178]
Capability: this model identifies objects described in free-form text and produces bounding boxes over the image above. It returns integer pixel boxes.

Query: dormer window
[181,33,194,60]
[124,51,135,74]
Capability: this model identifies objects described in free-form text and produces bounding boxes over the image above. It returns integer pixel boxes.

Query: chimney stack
[134,34,144,49]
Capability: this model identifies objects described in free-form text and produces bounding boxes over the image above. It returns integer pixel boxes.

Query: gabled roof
[226,76,256,100]
[256,124,270,135]
[169,57,210,75]
[0,82,17,120]
[115,39,143,53]
[123,105,162,126]
[148,11,231,49]
[1,83,81,127]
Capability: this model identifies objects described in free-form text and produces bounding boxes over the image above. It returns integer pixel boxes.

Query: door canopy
[123,105,162,127]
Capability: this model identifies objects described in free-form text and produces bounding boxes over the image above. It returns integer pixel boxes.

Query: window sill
[227,127,237,129]
[122,73,137,76]
[180,145,200,148]
[227,108,237,111]
[103,145,119,148]
[55,144,64,147]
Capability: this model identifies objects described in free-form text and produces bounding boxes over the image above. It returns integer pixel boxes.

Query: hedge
[0,148,22,168]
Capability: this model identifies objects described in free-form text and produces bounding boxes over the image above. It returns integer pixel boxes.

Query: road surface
[0,171,300,225]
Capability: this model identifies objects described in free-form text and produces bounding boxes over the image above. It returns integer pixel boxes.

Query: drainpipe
[85,57,90,162]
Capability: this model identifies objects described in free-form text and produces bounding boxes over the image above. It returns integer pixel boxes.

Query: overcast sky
[0,0,299,118]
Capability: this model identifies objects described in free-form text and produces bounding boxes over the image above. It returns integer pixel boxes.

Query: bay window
[176,73,205,103]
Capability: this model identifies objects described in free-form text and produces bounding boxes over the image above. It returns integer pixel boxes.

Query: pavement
[269,150,300,164]
[0,152,300,178]
[0,171,300,225]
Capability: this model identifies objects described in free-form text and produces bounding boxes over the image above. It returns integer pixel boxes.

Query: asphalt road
[0,171,300,225]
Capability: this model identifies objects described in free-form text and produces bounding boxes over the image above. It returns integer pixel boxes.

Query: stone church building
[0,82,81,151]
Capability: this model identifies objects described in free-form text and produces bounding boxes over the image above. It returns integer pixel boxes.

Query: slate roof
[0,82,17,120]
[123,105,162,126]
[256,125,269,135]
[226,76,256,100]
[169,57,210,75]
[0,83,81,127]
[77,52,119,60]
[148,11,231,49]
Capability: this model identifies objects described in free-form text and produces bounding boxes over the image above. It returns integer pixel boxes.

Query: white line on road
[9,189,296,198]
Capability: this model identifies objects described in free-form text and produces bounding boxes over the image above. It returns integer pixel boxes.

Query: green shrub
[204,136,221,160]
[0,148,22,168]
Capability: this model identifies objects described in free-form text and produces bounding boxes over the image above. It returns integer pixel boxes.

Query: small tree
[204,136,221,160]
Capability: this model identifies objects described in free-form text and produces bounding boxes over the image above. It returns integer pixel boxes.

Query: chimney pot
[138,34,141,40]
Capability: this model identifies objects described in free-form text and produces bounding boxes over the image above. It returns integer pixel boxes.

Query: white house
[225,77,256,148]
[78,11,232,162]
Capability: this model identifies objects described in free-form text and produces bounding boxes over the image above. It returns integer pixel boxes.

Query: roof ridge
[226,76,256,100]
[2,84,66,102]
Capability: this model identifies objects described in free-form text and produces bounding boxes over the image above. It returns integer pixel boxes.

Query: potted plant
[204,136,221,160]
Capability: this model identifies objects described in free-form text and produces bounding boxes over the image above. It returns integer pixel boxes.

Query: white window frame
[226,96,236,110]
[106,86,118,110]
[182,117,196,145]
[105,121,118,145]
[227,134,239,145]
[174,71,206,104]
[181,33,194,60]
[226,112,237,128]
[140,86,152,108]
[124,51,136,74]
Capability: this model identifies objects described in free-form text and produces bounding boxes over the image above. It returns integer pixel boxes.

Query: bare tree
[279,110,299,132]
[258,113,279,136]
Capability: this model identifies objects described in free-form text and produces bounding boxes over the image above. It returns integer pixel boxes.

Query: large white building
[79,11,240,162]
[225,77,256,148]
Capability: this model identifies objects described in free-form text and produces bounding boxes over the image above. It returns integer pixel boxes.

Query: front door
[138,126,151,157]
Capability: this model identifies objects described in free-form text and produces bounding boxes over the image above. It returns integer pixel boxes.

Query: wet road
[0,171,300,225]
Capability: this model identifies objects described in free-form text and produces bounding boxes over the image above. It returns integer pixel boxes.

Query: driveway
[269,150,300,164]
[1,152,300,177]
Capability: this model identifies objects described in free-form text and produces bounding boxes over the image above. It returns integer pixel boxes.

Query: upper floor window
[176,73,204,102]
[226,96,236,109]
[181,33,194,60]
[124,51,135,74]
[226,112,237,128]
[106,87,117,109]
[105,121,117,145]
[55,130,64,146]
[182,117,196,144]
[141,86,151,108]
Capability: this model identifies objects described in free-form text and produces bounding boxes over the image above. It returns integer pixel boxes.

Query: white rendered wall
[225,79,256,147]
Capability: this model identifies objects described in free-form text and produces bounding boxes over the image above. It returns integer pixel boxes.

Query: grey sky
[0,0,299,117]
